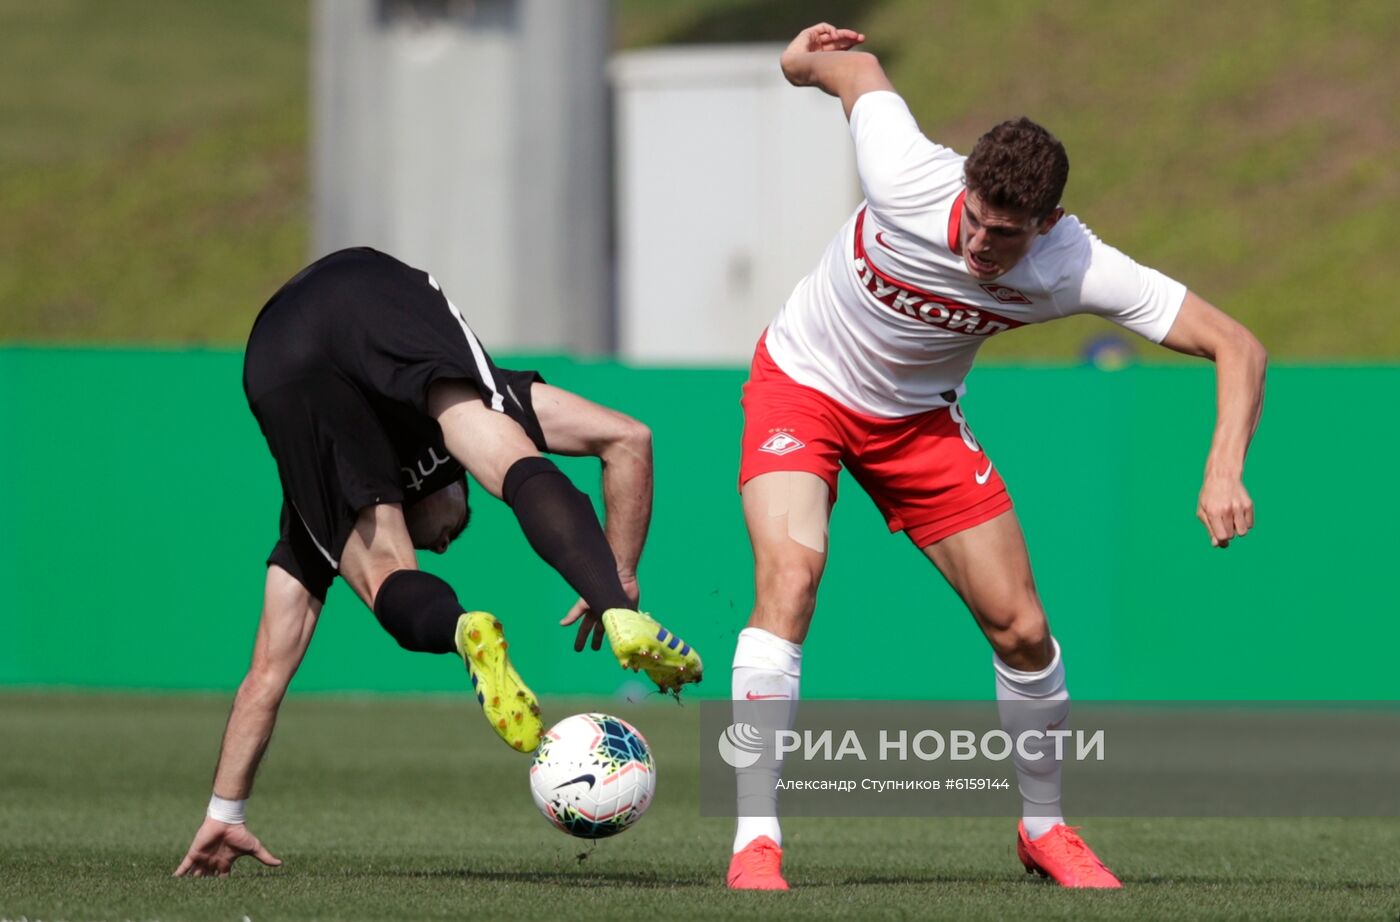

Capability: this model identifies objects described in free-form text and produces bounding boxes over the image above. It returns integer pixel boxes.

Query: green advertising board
[1,349,1394,699]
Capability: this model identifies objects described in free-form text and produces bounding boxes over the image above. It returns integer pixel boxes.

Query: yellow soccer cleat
[455,611,543,753]
[600,608,703,694]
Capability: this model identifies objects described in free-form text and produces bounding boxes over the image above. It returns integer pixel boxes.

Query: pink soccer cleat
[1016,821,1122,888]
[726,835,789,890]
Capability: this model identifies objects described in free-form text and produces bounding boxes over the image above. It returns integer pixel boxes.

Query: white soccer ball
[529,712,656,839]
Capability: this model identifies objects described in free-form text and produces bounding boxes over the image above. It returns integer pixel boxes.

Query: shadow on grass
[385,867,714,888]
[275,864,1400,895]
[397,867,1011,888]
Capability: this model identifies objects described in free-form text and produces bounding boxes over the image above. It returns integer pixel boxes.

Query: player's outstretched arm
[530,383,653,648]
[174,565,321,876]
[1159,291,1268,548]
[779,23,893,117]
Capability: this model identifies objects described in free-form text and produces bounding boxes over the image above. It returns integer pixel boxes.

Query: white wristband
[207,793,247,825]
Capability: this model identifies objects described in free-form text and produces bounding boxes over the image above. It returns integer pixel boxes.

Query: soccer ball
[529,713,656,839]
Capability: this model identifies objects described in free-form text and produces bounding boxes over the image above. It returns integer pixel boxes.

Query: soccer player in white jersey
[727,24,1266,890]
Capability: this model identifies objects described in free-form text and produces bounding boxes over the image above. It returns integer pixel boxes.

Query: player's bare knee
[987,617,1051,671]
[768,560,820,605]
[754,562,820,633]
[618,415,651,451]
[600,415,652,467]
[342,543,419,611]
[241,661,295,704]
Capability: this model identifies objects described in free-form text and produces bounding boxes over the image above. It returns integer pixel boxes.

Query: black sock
[372,569,463,654]
[502,456,633,613]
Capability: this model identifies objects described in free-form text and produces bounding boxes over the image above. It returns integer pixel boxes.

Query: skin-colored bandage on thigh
[763,471,830,554]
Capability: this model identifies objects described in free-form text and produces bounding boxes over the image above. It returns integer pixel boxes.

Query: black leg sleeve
[372,569,463,654]
[502,457,634,613]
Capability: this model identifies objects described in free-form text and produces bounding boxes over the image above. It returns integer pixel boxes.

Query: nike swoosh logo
[875,231,896,252]
[554,773,597,790]
[745,691,791,700]
[975,462,993,485]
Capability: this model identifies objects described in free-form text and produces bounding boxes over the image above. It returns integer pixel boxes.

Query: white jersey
[765,91,1187,418]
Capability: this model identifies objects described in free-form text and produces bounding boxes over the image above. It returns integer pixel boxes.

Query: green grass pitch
[1,693,1396,921]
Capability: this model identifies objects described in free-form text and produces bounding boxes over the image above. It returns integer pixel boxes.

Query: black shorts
[243,248,547,599]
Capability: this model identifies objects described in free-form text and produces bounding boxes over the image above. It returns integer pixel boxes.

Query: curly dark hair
[963,117,1069,219]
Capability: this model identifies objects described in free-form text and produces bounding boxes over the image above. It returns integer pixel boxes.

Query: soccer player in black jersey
[174,248,701,877]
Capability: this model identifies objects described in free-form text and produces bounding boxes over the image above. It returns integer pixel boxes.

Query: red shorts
[739,339,1012,548]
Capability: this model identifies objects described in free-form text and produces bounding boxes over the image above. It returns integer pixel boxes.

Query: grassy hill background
[2,0,1395,357]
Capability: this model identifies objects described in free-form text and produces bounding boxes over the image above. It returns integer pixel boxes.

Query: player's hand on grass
[173,817,281,878]
[1197,473,1253,548]
[560,571,640,652]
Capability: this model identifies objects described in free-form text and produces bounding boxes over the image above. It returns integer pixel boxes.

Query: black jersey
[243,248,546,599]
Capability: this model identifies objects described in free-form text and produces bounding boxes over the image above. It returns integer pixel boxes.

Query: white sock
[731,626,802,853]
[994,638,1068,841]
